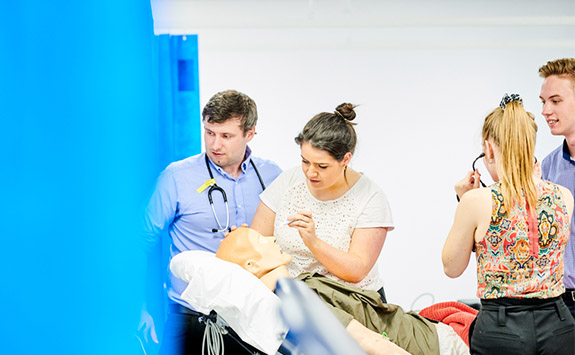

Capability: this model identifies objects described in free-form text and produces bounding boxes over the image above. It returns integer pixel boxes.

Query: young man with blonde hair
[539,58,575,318]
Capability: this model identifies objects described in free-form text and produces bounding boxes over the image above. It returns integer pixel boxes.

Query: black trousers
[159,304,262,355]
[470,297,575,355]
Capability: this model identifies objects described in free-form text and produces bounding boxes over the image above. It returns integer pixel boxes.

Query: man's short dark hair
[202,90,258,133]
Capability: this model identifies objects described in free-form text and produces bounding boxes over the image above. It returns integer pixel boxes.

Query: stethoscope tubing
[204,154,266,233]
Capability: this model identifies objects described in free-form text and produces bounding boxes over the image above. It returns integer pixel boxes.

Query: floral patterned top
[476,181,570,299]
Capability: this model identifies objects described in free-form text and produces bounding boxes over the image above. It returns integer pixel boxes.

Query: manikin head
[216,227,292,279]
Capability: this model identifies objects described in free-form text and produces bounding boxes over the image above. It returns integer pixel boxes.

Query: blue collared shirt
[542,140,575,289]
[143,147,282,305]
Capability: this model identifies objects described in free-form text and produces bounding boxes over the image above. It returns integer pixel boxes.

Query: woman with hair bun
[251,103,394,300]
[442,94,575,354]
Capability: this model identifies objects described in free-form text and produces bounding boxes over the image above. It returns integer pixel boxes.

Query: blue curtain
[156,34,202,168]
[138,35,201,355]
[145,34,201,354]
[0,1,175,354]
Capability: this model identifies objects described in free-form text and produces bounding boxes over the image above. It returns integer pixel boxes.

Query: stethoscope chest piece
[207,183,230,233]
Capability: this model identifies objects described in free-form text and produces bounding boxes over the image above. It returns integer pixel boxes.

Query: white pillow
[170,250,288,354]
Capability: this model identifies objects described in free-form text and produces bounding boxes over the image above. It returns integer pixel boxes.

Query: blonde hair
[538,58,575,89]
[482,100,538,212]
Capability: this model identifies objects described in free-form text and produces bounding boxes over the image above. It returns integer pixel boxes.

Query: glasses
[456,152,487,202]
[470,152,538,189]
[458,152,538,201]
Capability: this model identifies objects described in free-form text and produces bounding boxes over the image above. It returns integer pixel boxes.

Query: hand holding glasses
[455,153,486,202]
[472,153,487,188]
[456,152,537,201]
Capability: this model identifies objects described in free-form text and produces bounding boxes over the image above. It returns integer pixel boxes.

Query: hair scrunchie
[500,93,523,110]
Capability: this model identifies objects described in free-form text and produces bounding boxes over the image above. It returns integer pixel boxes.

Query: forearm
[298,227,387,283]
[346,319,411,355]
[442,193,482,278]
[139,242,165,312]
[441,230,473,278]
[250,201,276,236]
[304,238,374,283]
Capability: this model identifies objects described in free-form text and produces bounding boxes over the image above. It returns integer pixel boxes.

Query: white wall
[152,0,575,310]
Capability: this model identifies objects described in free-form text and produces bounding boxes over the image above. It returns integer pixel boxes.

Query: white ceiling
[150,0,575,51]
[151,0,575,33]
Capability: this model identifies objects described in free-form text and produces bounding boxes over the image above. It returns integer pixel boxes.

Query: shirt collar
[205,146,253,176]
[240,145,253,172]
[561,139,574,162]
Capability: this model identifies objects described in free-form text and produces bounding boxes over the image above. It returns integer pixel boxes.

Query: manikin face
[217,227,292,278]
[300,142,350,192]
[203,116,255,171]
[246,229,292,272]
[540,75,575,139]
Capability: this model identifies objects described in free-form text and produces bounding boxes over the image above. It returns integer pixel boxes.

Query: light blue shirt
[143,147,282,306]
[542,140,575,289]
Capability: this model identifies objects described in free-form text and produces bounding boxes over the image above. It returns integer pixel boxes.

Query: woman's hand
[287,210,318,247]
[287,211,388,283]
[455,170,481,200]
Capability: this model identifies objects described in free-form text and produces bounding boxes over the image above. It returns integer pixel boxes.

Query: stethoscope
[204,154,266,233]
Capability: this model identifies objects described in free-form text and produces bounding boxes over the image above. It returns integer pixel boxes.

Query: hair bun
[335,103,357,121]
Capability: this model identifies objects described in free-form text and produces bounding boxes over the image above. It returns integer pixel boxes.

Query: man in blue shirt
[140,90,282,354]
[539,58,575,318]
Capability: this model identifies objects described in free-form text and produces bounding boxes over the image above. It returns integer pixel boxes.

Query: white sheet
[170,250,288,354]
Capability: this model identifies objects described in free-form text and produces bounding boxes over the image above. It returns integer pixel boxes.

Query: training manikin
[216,227,468,355]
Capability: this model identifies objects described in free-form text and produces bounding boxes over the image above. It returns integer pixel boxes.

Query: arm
[251,168,291,235]
[346,319,411,355]
[557,185,574,221]
[315,298,411,355]
[250,201,276,236]
[139,170,179,344]
[289,210,387,283]
[442,188,487,278]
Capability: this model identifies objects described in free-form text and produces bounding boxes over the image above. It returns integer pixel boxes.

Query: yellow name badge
[197,179,216,193]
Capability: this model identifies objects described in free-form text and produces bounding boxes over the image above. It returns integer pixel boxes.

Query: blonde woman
[442,94,575,354]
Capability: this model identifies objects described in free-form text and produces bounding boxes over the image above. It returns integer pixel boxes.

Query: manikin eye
[259,236,277,244]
